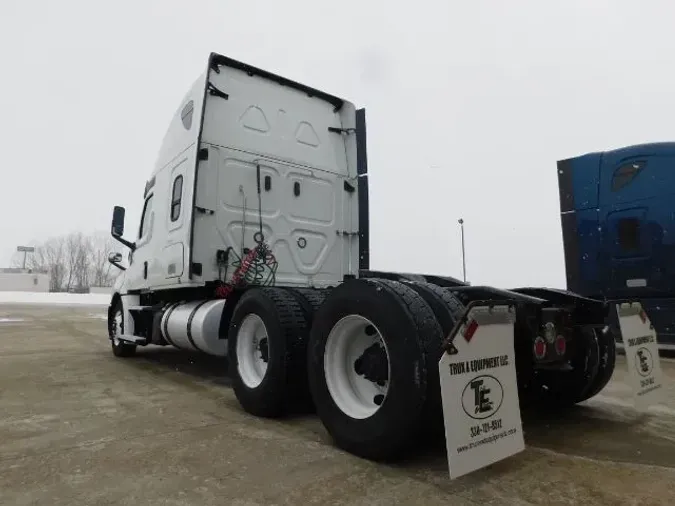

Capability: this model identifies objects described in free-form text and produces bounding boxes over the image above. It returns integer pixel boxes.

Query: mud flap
[439,303,525,479]
[616,302,664,411]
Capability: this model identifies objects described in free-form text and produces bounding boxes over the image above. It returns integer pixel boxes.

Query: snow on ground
[86,313,108,320]
[0,291,110,307]
[0,318,25,323]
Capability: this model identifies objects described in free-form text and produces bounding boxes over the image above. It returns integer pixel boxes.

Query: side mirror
[110,206,136,251]
[108,251,126,271]
[111,206,125,237]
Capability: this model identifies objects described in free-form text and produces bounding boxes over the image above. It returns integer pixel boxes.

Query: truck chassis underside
[108,269,617,461]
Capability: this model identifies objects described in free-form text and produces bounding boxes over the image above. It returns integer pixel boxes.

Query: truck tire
[108,299,136,358]
[571,326,616,402]
[306,278,444,461]
[286,287,328,326]
[403,281,466,436]
[227,287,309,418]
[403,281,464,337]
[285,287,330,413]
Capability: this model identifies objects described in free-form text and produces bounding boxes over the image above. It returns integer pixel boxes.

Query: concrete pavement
[1,303,674,505]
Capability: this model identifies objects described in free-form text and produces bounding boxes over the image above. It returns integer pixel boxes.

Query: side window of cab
[138,194,154,239]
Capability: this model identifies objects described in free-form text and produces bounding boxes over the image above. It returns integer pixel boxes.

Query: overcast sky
[2,0,675,288]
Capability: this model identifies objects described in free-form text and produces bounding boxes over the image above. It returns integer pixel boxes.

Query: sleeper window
[171,175,183,222]
[612,161,645,192]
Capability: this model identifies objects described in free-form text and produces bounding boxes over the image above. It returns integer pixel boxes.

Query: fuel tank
[160,299,227,356]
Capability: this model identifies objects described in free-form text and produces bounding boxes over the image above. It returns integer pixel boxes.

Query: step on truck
[106,52,619,469]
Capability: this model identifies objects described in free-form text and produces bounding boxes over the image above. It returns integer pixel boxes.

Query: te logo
[471,379,493,414]
[635,347,653,377]
[461,374,504,420]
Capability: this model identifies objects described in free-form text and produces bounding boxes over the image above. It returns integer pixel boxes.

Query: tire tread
[261,287,311,398]
[229,287,310,418]
[307,278,442,461]
[371,279,447,442]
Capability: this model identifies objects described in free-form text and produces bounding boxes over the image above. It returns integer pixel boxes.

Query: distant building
[0,268,50,292]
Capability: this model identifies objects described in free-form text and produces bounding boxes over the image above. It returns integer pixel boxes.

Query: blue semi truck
[557,142,675,349]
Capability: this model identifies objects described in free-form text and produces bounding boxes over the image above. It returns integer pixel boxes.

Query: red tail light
[533,336,547,359]
[554,335,566,356]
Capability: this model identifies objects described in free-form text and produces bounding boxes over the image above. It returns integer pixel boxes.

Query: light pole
[458,219,466,283]
[17,246,34,270]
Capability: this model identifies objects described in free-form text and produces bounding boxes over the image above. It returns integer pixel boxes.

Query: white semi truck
[107,52,621,466]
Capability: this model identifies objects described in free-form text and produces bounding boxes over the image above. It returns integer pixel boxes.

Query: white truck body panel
[123,73,207,291]
[118,54,360,294]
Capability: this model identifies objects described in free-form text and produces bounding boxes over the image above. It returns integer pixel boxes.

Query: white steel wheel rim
[324,315,391,420]
[112,309,123,346]
[236,314,270,389]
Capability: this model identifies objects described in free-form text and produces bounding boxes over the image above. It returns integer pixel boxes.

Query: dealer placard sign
[439,304,525,479]
[616,302,664,411]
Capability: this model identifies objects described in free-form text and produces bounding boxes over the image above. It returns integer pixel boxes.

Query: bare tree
[9,230,120,291]
[75,234,92,291]
[23,236,68,292]
[63,232,92,292]
[89,232,117,287]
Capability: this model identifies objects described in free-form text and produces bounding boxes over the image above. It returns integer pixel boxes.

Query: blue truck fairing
[557,142,675,347]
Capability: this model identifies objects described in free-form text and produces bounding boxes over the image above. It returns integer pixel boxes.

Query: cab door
[126,192,156,290]
[603,206,650,292]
